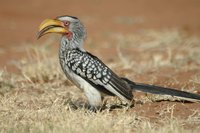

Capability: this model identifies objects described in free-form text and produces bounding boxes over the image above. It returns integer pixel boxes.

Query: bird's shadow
[63,97,196,113]
[64,99,135,112]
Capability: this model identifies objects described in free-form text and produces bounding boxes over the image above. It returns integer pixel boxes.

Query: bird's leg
[127,98,135,108]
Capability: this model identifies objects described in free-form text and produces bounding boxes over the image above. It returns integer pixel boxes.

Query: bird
[37,15,200,109]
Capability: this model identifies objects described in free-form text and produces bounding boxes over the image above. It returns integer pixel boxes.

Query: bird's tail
[121,77,200,101]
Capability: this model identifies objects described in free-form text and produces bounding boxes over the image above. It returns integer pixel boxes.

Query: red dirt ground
[1,0,200,72]
[1,0,200,124]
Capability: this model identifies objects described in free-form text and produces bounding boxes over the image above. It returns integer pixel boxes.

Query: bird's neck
[59,36,85,58]
[61,36,85,49]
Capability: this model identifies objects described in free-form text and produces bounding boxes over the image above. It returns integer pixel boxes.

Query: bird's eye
[64,21,70,26]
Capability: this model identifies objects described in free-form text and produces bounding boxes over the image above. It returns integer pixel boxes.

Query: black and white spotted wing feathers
[64,49,133,101]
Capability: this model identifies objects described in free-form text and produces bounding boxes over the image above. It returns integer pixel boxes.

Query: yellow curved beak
[37,19,68,39]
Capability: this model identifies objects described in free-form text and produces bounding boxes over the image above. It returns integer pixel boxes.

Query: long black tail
[121,77,200,100]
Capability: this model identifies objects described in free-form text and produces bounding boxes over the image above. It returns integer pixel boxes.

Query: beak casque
[37,19,68,39]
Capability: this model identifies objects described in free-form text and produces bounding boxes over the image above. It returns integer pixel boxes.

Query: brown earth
[1,0,200,129]
[1,0,200,72]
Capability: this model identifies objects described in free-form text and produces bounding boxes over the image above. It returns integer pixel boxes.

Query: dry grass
[0,30,200,133]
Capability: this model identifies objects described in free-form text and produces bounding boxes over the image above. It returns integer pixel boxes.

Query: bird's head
[37,15,86,48]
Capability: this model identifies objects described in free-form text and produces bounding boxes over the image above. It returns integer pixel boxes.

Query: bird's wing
[65,49,133,101]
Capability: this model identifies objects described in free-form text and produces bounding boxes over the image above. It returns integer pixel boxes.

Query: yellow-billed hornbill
[37,15,200,108]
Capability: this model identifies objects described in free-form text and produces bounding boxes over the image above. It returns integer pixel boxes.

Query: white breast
[63,64,102,107]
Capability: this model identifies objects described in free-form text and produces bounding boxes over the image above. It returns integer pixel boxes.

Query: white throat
[60,36,85,51]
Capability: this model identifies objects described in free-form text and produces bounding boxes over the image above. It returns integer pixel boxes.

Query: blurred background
[1,0,200,73]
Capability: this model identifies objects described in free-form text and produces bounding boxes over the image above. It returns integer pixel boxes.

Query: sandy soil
[0,0,200,130]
